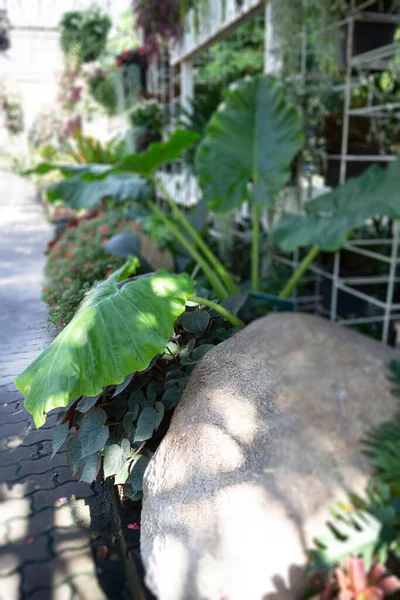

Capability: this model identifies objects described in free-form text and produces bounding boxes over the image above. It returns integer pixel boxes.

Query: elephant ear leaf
[46,174,150,210]
[196,74,304,213]
[271,160,400,252]
[14,267,193,428]
[107,129,201,178]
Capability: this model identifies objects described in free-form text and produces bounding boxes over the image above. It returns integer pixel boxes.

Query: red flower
[115,58,123,67]
[99,225,109,234]
[65,252,73,260]
[127,523,140,530]
[123,49,131,58]
[138,46,145,56]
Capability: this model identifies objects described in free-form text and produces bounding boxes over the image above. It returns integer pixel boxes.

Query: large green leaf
[46,174,149,210]
[24,163,110,178]
[271,161,400,252]
[196,75,304,213]
[104,129,201,178]
[14,268,193,428]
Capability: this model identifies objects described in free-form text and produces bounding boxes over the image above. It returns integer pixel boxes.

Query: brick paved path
[0,174,105,600]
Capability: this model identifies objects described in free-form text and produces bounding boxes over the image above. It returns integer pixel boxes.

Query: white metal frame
[159,0,400,344]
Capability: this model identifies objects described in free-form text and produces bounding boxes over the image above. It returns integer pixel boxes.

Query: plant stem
[190,295,245,328]
[252,205,261,292]
[147,201,229,301]
[279,245,320,299]
[152,177,239,295]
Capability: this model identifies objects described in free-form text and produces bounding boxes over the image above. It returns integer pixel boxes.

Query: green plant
[307,363,400,597]
[43,212,141,329]
[59,6,111,63]
[195,19,264,87]
[28,107,66,150]
[27,129,239,301]
[86,65,118,115]
[270,160,400,298]
[179,85,223,166]
[129,99,165,133]
[0,81,24,135]
[49,293,239,497]
[196,74,304,292]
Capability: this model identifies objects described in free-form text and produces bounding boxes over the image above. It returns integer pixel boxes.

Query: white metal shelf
[351,42,400,70]
[327,154,397,162]
[348,103,400,117]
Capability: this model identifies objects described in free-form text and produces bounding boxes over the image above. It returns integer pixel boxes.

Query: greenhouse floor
[0,174,105,600]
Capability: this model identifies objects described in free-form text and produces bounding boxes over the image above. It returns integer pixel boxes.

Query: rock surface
[138,232,175,272]
[140,313,399,600]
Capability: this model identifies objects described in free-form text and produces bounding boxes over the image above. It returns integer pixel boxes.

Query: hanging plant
[59,6,111,64]
[0,83,24,135]
[132,0,213,53]
[86,65,118,115]
[115,47,149,95]
[0,9,11,52]
[129,99,165,152]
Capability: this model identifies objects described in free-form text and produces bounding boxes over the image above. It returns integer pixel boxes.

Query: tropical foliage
[50,296,239,496]
[196,74,304,291]
[43,212,140,328]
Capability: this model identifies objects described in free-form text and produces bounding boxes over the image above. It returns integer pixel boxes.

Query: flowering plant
[312,558,400,600]
[115,47,149,96]
[43,212,136,329]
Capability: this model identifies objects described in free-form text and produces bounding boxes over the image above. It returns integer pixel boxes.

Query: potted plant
[0,9,10,52]
[129,99,165,152]
[86,65,118,115]
[115,47,149,96]
[59,6,111,63]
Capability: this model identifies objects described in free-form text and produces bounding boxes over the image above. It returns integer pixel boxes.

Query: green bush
[43,212,137,328]
[59,6,111,63]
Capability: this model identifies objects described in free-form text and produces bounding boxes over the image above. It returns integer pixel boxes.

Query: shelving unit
[154,0,400,344]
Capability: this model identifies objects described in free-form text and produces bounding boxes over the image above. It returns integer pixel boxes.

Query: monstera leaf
[196,75,304,213]
[46,173,149,210]
[271,161,400,252]
[15,267,193,428]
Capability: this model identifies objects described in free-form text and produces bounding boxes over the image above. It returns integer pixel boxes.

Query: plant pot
[338,10,397,70]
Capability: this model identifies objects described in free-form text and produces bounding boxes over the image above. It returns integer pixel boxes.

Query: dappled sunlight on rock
[141,313,400,600]
[207,388,259,445]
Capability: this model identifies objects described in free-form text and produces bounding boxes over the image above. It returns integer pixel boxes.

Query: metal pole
[382,222,400,344]
[331,251,341,322]
[180,59,194,118]
[339,15,354,185]
[264,0,281,75]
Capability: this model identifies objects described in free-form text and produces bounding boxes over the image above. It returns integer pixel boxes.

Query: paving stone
[31,481,93,511]
[0,174,100,599]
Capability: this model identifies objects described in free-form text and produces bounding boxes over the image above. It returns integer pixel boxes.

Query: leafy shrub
[59,6,111,63]
[129,99,165,133]
[86,65,118,115]
[43,212,137,328]
[28,107,66,149]
[52,298,239,499]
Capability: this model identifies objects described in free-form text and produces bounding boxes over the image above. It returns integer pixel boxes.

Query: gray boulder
[141,313,399,600]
